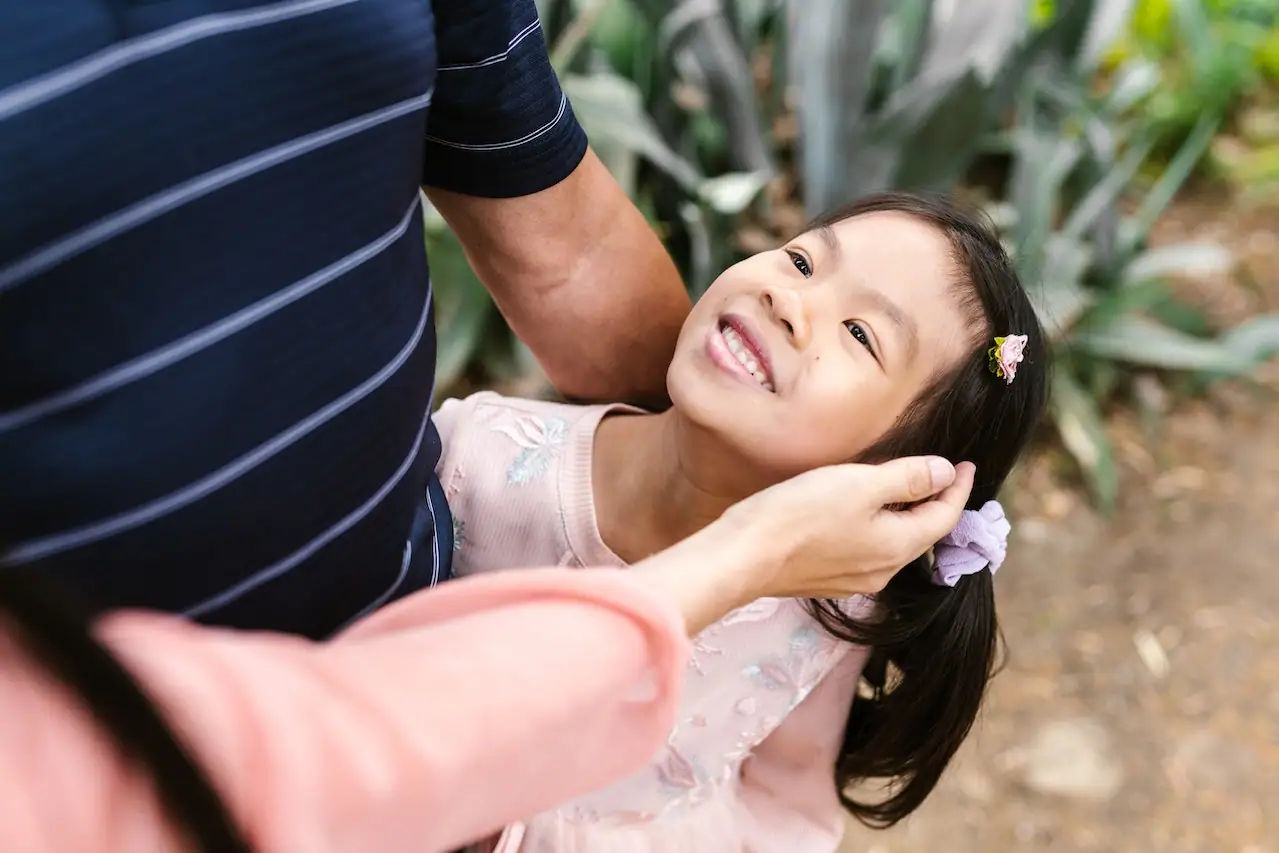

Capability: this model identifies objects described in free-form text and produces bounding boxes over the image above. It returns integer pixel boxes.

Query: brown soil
[840,195,1279,853]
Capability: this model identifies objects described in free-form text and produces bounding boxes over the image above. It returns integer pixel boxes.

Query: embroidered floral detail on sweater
[451,516,466,552]
[561,805,659,827]
[740,658,801,692]
[720,598,782,626]
[655,743,707,795]
[492,414,568,485]
[740,625,825,693]
[725,715,782,764]
[688,637,725,675]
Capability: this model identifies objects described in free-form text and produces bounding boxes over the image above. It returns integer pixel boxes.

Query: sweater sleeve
[431,393,480,475]
[432,391,504,495]
[735,647,868,853]
[0,568,690,853]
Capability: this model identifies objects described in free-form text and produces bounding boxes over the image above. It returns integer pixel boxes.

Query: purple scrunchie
[931,500,1010,587]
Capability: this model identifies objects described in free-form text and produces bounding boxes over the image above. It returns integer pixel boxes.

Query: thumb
[863,456,956,505]
[887,461,975,544]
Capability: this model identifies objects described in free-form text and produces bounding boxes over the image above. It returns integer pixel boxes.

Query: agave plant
[993,25,1279,510]
[787,0,1035,214]
[429,0,1279,511]
[431,0,780,392]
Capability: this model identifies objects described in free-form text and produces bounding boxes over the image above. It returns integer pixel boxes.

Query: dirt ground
[840,197,1279,853]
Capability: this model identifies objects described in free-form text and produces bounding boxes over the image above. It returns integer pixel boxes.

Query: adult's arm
[422,1,690,405]
[0,568,689,853]
[0,456,973,852]
[630,458,976,636]
[426,151,690,405]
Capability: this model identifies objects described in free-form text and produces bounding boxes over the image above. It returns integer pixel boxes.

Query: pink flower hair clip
[988,334,1028,385]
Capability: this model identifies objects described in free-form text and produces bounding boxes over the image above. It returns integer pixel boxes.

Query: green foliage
[1101,0,1279,171]
[428,0,1279,509]
[992,37,1279,509]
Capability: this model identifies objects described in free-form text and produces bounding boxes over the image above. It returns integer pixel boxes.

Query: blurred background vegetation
[428,0,1279,513]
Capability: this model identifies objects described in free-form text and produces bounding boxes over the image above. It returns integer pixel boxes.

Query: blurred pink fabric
[0,567,691,853]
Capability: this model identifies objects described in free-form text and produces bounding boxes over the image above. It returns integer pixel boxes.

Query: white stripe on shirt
[0,87,432,293]
[0,0,361,122]
[435,19,541,72]
[0,195,422,433]
[183,407,430,618]
[0,275,433,568]
[424,92,566,151]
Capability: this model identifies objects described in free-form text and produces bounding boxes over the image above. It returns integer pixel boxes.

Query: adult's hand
[632,458,975,635]
[724,456,975,600]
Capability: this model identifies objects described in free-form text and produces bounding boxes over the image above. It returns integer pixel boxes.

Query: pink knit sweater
[435,391,870,853]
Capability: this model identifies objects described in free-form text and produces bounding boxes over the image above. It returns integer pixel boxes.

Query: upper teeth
[721,326,773,390]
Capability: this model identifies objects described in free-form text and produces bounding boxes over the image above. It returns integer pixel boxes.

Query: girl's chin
[666,407,832,484]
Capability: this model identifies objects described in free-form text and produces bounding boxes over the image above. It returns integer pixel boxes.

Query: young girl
[434,191,1049,853]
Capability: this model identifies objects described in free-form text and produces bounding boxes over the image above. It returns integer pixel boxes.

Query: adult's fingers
[887,461,976,545]
[863,456,957,506]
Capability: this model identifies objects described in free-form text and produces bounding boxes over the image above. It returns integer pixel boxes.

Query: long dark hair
[803,192,1050,827]
[0,570,250,851]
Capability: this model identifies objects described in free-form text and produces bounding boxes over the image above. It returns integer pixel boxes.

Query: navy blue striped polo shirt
[0,0,588,639]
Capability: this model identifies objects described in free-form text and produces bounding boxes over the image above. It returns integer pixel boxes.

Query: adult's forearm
[427,150,691,404]
[517,201,689,406]
[631,513,779,636]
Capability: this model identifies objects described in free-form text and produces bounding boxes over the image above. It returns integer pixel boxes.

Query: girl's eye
[845,321,874,353]
[787,250,812,278]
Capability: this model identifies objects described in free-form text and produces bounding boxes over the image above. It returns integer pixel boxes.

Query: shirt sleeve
[430,393,478,478]
[735,648,869,853]
[0,568,690,853]
[422,0,589,198]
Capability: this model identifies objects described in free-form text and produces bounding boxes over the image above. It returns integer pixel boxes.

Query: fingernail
[927,457,955,486]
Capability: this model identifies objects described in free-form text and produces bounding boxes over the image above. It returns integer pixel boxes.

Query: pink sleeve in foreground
[0,568,690,853]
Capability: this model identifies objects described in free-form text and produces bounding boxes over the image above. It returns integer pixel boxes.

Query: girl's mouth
[708,317,775,392]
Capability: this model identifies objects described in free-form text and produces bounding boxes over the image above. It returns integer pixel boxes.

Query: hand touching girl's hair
[719,456,976,600]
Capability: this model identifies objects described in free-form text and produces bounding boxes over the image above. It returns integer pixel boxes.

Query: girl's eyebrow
[810,225,917,364]
[816,224,842,260]
[866,289,919,364]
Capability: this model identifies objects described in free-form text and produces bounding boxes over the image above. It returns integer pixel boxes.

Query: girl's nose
[761,285,810,349]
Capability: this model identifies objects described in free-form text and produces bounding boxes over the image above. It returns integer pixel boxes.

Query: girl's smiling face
[667,210,980,482]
